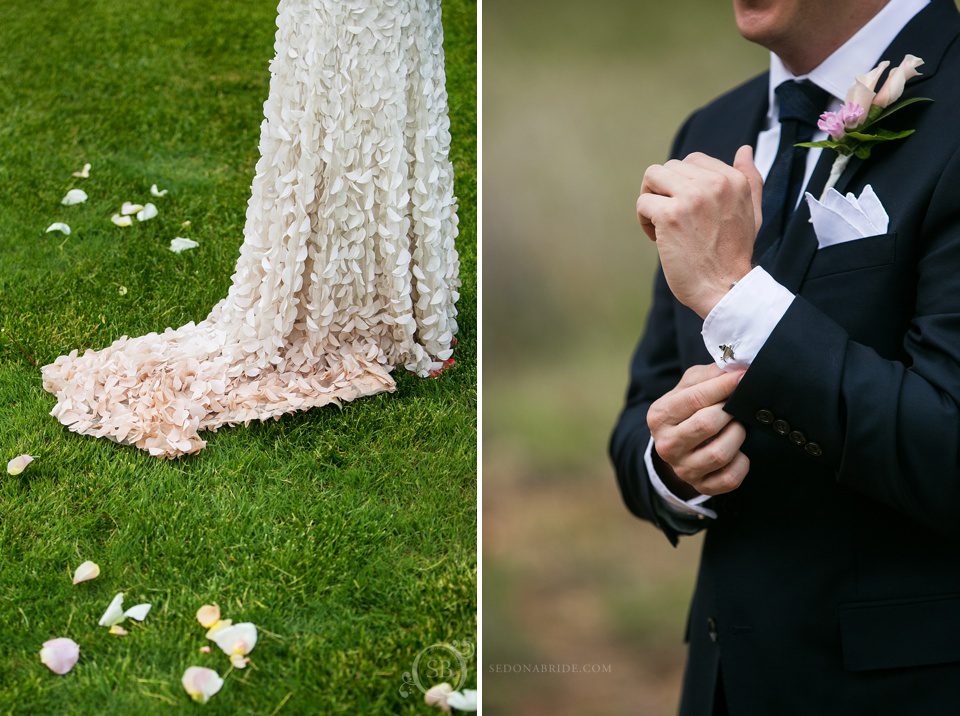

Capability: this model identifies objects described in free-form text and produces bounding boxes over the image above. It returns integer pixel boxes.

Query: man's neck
[775,0,893,75]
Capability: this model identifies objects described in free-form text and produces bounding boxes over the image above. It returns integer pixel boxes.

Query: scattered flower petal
[45,223,71,235]
[425,683,453,713]
[205,618,232,639]
[199,645,211,654]
[40,638,80,675]
[109,625,128,636]
[61,189,88,206]
[72,560,100,585]
[99,593,152,626]
[447,690,478,711]
[169,237,198,254]
[121,202,144,216]
[150,184,168,197]
[99,593,126,627]
[112,214,133,227]
[196,604,221,629]
[124,603,151,622]
[72,163,91,179]
[181,220,191,228]
[136,203,158,221]
[118,286,128,296]
[210,622,257,667]
[181,666,224,704]
[7,454,34,475]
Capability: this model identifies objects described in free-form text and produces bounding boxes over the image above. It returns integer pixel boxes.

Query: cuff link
[719,343,737,363]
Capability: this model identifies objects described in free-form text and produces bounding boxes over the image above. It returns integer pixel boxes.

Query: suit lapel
[760,0,960,292]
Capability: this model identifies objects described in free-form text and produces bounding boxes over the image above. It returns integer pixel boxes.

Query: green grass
[0,1,476,713]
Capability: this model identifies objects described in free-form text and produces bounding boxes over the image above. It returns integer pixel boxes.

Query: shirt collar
[768,0,930,118]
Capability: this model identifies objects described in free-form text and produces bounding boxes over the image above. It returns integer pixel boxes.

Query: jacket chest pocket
[805,232,897,281]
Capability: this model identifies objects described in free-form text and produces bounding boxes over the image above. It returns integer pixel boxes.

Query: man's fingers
[677,420,746,478]
[697,451,750,496]
[669,370,744,422]
[678,363,726,389]
[641,163,690,197]
[657,403,734,460]
[635,193,673,241]
[733,144,763,233]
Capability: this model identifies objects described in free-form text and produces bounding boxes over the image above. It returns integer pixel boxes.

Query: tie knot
[775,80,832,127]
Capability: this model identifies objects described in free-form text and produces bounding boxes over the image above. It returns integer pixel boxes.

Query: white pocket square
[804,184,889,249]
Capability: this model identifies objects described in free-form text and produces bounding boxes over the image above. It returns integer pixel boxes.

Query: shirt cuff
[701,266,795,371]
[644,436,717,519]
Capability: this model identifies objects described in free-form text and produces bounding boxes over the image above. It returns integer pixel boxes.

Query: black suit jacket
[610,2,960,714]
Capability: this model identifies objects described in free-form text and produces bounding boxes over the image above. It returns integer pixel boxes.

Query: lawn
[0,1,476,714]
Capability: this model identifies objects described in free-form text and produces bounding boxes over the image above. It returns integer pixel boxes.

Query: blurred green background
[484,2,766,714]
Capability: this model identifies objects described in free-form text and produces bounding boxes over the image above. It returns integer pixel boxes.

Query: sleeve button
[756,409,774,424]
[805,442,823,457]
[773,419,790,436]
[788,430,806,447]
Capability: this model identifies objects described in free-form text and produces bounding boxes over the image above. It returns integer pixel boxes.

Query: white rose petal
[150,184,168,197]
[447,690,478,711]
[45,223,71,235]
[169,237,198,254]
[210,622,257,664]
[136,203,158,221]
[40,637,80,675]
[72,163,91,179]
[109,625,128,636]
[7,454,34,475]
[181,666,224,704]
[124,603,151,622]
[71,560,100,585]
[99,592,126,627]
[111,214,133,227]
[121,202,144,216]
[61,189,88,206]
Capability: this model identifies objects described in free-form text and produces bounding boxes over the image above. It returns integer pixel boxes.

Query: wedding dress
[40,0,460,458]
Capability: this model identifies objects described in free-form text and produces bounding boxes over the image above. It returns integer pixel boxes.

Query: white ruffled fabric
[41,0,460,458]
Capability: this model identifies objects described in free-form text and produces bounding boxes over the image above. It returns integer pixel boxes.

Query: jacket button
[773,419,790,436]
[756,409,774,425]
[805,442,823,457]
[707,617,718,642]
[788,430,806,447]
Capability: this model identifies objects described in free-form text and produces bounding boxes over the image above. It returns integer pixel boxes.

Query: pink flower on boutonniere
[797,54,931,196]
[818,102,867,140]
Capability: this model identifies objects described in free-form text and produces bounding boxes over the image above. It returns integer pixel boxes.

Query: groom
[610,0,960,714]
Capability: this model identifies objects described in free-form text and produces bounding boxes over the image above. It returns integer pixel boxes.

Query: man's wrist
[695,265,753,318]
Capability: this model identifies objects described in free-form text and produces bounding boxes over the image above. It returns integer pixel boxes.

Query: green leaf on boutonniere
[795,140,846,150]
[845,128,916,142]
[860,97,934,131]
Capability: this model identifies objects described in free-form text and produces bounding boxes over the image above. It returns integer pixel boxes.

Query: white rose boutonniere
[797,54,932,196]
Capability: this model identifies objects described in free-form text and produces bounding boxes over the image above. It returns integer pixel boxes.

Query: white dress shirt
[646,0,930,519]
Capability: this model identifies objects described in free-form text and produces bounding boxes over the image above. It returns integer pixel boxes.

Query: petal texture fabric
[41,0,460,458]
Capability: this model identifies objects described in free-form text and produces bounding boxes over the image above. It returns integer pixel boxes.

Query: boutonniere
[797,54,932,197]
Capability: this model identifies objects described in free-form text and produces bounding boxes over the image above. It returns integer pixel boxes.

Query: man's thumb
[734,144,763,233]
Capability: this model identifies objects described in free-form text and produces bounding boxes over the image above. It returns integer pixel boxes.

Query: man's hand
[636,145,764,318]
[647,364,750,498]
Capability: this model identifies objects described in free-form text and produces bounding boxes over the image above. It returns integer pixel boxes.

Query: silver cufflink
[719,344,736,363]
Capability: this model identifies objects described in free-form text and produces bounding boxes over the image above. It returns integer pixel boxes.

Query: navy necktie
[754,80,832,259]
